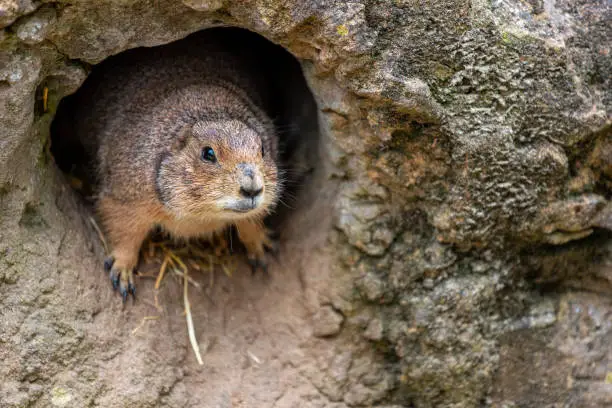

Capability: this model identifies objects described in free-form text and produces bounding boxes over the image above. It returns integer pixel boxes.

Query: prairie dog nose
[237,163,264,198]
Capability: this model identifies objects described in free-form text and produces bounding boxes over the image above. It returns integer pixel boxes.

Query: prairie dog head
[156,119,279,221]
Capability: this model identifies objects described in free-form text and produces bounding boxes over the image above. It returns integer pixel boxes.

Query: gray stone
[363,318,383,341]
[312,306,344,337]
[13,6,56,44]
[355,270,385,302]
[0,0,37,29]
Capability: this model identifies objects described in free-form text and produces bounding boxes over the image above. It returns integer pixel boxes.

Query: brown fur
[68,35,281,298]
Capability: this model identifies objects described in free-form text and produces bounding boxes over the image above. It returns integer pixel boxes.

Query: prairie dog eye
[201,146,217,163]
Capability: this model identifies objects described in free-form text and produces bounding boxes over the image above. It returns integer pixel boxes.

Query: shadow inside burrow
[49,27,324,300]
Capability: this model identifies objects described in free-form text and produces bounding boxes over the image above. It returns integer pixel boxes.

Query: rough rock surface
[0,1,610,407]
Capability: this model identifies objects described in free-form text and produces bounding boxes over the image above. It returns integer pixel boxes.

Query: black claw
[248,258,268,275]
[120,286,128,303]
[248,258,258,275]
[110,271,119,290]
[128,282,136,298]
[104,257,115,272]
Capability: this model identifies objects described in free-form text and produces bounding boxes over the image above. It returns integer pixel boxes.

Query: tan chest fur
[99,197,228,243]
[158,215,227,240]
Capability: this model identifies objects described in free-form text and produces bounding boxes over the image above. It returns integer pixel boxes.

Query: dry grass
[137,231,237,364]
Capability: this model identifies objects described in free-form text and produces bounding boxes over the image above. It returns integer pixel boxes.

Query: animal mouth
[224,198,260,213]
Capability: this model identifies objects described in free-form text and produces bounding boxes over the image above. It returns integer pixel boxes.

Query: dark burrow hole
[50,27,321,269]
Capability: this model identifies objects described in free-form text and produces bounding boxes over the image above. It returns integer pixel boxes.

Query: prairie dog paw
[236,222,279,274]
[104,256,136,302]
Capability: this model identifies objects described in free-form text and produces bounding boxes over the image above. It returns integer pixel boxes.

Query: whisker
[276,197,295,210]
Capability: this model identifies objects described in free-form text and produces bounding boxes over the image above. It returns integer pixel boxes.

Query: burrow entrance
[50,27,323,276]
[43,28,339,405]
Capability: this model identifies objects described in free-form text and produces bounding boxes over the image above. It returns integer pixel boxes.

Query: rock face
[0,1,610,407]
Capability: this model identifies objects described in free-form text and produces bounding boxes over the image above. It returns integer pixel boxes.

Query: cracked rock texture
[0,1,610,407]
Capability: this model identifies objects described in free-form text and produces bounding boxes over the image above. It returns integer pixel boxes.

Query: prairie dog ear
[171,123,193,152]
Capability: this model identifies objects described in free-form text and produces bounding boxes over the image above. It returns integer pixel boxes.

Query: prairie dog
[68,35,281,300]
